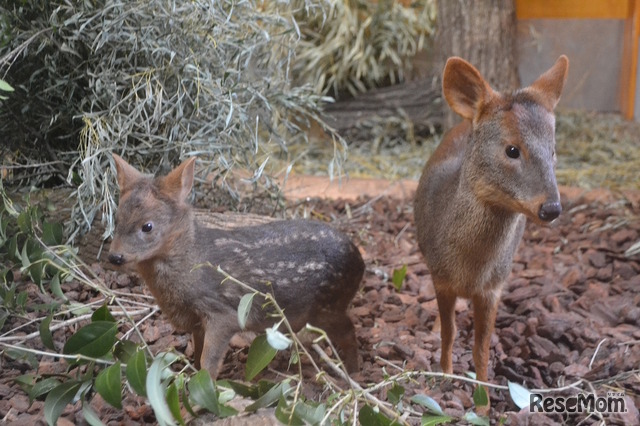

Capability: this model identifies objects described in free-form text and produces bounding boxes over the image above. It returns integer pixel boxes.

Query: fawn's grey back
[192,220,364,326]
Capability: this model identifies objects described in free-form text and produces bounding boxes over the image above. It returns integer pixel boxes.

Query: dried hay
[555,110,639,191]
[274,109,640,192]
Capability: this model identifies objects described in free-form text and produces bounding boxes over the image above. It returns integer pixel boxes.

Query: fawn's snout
[108,253,126,266]
[108,234,127,266]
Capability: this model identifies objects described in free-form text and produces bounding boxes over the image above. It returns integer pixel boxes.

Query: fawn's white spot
[296,262,326,274]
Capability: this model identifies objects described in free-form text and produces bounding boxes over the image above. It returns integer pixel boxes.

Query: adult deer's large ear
[527,55,569,111]
[442,57,497,120]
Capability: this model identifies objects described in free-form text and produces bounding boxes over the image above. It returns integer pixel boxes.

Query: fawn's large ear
[112,154,143,193]
[161,157,196,203]
[442,57,496,120]
[527,55,569,111]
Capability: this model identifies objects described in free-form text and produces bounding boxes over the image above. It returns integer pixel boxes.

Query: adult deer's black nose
[108,253,125,265]
[538,201,562,222]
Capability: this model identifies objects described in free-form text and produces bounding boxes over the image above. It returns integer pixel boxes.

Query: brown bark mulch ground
[1,186,639,425]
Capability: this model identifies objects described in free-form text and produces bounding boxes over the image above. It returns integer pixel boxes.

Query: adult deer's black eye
[142,222,153,233]
[506,145,520,159]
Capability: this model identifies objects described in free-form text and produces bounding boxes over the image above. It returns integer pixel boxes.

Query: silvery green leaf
[266,327,292,351]
[237,293,255,329]
[508,381,532,410]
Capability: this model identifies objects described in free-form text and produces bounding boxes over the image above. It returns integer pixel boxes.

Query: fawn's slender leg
[314,311,359,373]
[192,325,205,369]
[200,316,238,379]
[471,292,499,414]
[435,286,457,374]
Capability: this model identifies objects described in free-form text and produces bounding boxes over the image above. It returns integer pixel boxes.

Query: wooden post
[620,0,640,119]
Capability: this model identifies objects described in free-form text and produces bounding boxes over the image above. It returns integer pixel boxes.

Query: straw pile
[277,109,639,192]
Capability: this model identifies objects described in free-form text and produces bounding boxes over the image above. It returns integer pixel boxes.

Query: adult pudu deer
[415,56,569,413]
[108,154,364,377]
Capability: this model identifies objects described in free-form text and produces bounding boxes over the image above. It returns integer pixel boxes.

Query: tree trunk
[435,0,519,125]
[435,0,519,91]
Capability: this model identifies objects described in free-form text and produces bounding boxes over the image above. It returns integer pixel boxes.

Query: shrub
[293,0,436,97]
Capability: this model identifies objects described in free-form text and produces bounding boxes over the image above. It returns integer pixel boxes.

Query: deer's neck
[135,211,203,326]
[448,171,526,292]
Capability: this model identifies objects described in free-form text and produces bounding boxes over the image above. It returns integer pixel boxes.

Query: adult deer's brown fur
[415,56,569,413]
[108,154,363,377]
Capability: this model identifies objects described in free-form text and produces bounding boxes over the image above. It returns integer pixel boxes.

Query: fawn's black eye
[141,222,153,233]
[505,145,520,159]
